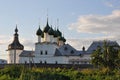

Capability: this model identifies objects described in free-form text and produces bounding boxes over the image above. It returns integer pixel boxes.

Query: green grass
[0,65,119,80]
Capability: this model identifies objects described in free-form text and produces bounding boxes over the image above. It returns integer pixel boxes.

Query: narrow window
[40,51,43,55]
[55,61,58,64]
[45,51,47,55]
[44,61,47,64]
[11,60,12,63]
[30,61,32,64]
[40,61,42,64]
[25,61,27,64]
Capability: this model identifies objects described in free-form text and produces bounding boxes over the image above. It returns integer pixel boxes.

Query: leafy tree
[91,41,120,70]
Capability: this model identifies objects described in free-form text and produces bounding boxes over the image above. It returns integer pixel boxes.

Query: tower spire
[47,8,49,25]
[57,18,59,29]
[8,26,24,50]
[8,25,24,64]
[15,24,18,33]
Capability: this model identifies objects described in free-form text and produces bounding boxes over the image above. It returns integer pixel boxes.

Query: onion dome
[36,25,42,36]
[48,27,54,35]
[59,36,63,41]
[57,29,62,37]
[62,37,66,42]
[43,20,50,33]
[54,30,59,37]
[8,27,24,50]
[59,36,66,42]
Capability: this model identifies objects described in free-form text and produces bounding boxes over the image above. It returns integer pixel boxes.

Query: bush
[0,65,120,80]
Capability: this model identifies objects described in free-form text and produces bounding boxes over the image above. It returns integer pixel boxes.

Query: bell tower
[7,25,24,64]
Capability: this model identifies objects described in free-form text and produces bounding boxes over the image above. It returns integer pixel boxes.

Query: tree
[91,41,120,70]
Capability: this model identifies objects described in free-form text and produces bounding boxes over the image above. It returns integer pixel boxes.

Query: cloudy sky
[0,0,120,60]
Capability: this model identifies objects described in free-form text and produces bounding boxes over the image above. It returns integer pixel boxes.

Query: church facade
[8,19,119,64]
[7,20,91,64]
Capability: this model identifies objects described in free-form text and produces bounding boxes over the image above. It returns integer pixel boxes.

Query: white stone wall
[58,41,64,46]
[19,55,91,64]
[0,59,7,64]
[33,56,67,64]
[19,57,34,63]
[38,36,41,42]
[49,35,54,43]
[67,54,91,64]
[34,42,69,64]
[35,43,58,56]
[53,37,58,43]
[44,33,50,42]
[7,50,23,64]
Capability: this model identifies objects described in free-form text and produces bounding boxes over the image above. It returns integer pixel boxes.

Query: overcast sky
[0,0,120,60]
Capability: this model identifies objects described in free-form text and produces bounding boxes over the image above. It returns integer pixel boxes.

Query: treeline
[0,65,120,80]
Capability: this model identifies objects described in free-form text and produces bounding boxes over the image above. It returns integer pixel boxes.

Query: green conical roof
[54,30,59,37]
[48,27,54,35]
[59,36,66,42]
[43,20,50,33]
[63,37,66,42]
[8,27,24,50]
[57,29,62,37]
[36,26,42,36]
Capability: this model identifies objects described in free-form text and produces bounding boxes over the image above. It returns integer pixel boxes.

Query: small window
[44,61,47,64]
[40,61,42,64]
[40,51,43,55]
[64,47,68,50]
[2,61,4,63]
[84,61,87,64]
[71,50,74,54]
[79,54,83,57]
[72,62,74,64]
[30,61,32,64]
[55,61,58,64]
[25,61,27,64]
[45,51,47,55]
[76,61,79,64]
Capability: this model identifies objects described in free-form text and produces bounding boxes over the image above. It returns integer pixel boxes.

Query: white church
[7,19,119,64]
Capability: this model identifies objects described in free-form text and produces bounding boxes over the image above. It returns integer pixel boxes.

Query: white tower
[36,25,42,43]
[43,19,50,42]
[48,27,54,43]
[7,26,24,64]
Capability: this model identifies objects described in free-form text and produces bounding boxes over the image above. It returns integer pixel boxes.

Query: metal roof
[87,40,119,53]
[19,50,35,57]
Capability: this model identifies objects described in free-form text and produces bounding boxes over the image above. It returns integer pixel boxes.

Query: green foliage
[1,65,23,79]
[91,40,120,70]
[0,65,120,80]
